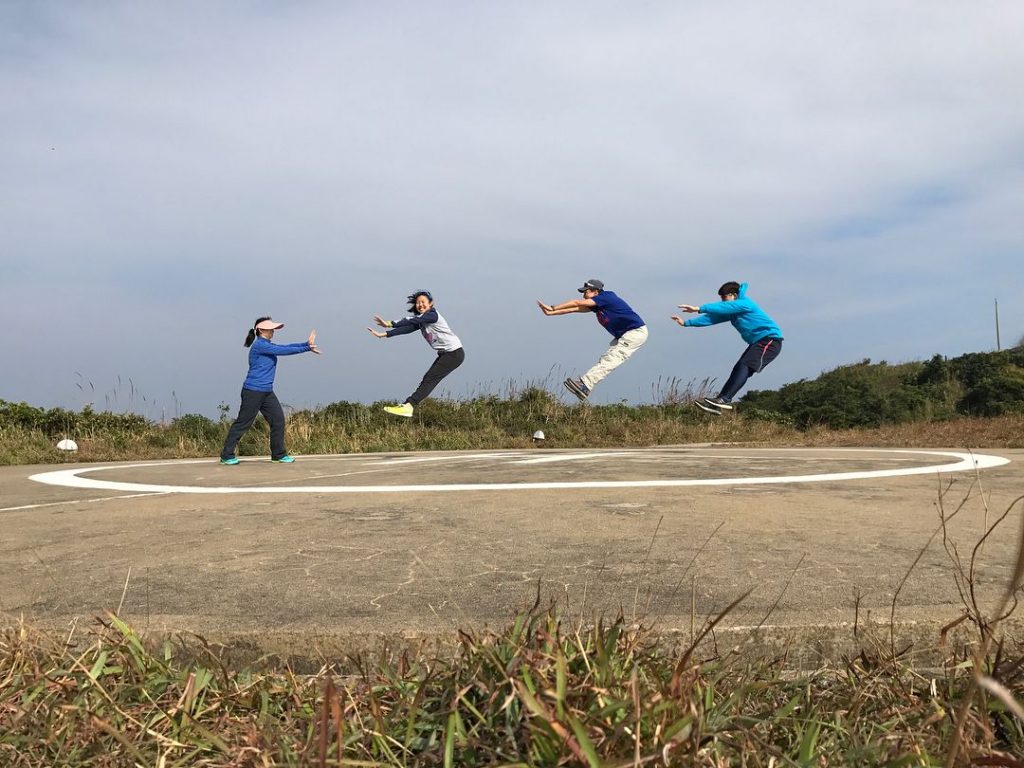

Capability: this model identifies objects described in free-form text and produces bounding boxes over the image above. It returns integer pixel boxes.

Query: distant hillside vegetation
[741,347,1024,429]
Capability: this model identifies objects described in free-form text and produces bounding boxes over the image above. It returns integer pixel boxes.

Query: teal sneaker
[272,455,295,463]
[219,457,240,465]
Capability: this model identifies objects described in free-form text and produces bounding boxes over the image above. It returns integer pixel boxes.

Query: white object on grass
[532,430,545,441]
[57,439,78,451]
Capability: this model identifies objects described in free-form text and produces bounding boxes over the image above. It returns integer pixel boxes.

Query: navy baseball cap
[577,279,604,293]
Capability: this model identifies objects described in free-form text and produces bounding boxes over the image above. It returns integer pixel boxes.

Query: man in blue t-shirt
[537,279,649,401]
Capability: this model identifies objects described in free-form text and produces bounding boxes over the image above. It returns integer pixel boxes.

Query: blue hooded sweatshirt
[683,283,783,345]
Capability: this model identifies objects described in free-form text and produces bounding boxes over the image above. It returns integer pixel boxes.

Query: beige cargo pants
[581,325,648,390]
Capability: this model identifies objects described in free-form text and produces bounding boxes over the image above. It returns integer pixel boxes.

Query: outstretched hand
[367,327,387,338]
[537,300,555,316]
[308,329,322,354]
[677,304,700,313]
[372,315,390,328]
[670,316,686,326]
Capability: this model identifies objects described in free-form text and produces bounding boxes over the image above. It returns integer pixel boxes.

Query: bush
[0,400,151,437]
[958,366,1024,416]
[741,407,796,427]
[170,413,221,442]
[742,351,1024,429]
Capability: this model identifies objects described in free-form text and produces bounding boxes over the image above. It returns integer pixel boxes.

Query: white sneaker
[704,397,734,411]
[693,400,722,415]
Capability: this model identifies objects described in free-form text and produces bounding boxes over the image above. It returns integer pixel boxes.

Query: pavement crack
[370,556,419,610]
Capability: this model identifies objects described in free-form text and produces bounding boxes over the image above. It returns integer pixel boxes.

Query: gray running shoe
[563,377,591,401]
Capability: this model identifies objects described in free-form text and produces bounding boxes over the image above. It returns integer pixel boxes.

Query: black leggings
[221,388,287,460]
[407,348,465,405]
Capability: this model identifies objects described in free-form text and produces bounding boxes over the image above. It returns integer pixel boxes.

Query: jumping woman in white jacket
[368,290,465,418]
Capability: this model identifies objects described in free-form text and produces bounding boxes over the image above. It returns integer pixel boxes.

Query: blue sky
[3,1,1023,419]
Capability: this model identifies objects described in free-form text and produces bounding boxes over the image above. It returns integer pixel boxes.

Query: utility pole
[995,298,1001,351]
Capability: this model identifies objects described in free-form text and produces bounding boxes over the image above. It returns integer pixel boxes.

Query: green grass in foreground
[2,604,1023,767]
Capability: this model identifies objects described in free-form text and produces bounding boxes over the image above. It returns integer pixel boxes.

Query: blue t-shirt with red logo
[591,291,645,338]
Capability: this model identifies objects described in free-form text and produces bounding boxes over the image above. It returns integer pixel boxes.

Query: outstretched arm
[674,302,731,328]
[256,339,312,355]
[368,309,439,338]
[693,298,750,317]
[537,298,596,316]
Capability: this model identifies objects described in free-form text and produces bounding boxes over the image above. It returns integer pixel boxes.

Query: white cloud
[3,1,1023,413]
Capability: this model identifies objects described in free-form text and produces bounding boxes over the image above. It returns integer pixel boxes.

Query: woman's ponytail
[245,316,273,347]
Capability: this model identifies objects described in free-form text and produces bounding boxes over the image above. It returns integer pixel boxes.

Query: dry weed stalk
[943,490,1024,767]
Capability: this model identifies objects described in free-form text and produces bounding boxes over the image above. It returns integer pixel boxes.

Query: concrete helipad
[2,446,1021,654]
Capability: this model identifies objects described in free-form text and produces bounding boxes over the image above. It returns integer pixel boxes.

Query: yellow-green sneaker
[383,403,414,418]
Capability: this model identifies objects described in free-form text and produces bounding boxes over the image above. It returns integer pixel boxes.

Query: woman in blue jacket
[672,281,783,413]
[220,317,320,464]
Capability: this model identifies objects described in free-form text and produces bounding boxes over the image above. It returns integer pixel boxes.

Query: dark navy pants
[220,388,287,460]
[407,347,465,405]
[719,338,782,402]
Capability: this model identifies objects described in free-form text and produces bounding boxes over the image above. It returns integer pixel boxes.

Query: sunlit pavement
[2,447,1020,656]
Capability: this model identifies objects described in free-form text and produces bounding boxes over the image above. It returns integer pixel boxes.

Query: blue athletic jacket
[242,337,312,392]
[683,283,783,345]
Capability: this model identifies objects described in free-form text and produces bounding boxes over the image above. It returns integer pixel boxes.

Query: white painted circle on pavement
[27,448,1010,494]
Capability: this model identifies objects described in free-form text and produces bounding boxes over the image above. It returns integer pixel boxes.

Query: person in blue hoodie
[672,281,783,413]
[219,317,320,465]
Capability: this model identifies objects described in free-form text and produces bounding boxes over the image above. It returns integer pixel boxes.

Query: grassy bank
[6,345,1024,464]
[2,602,1023,767]
[3,390,1024,466]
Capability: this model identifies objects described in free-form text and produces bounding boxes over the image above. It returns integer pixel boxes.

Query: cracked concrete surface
[1,447,1021,656]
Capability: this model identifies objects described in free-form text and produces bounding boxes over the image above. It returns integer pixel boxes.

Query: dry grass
[2,600,1023,767]
[787,416,1024,449]
[4,399,1024,466]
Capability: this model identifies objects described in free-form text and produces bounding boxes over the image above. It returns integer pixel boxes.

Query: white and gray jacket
[385,309,463,352]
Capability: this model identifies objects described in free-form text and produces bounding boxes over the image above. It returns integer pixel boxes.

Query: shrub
[743,351,1024,429]
[170,413,221,441]
[958,366,1024,416]
[0,400,151,437]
